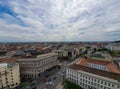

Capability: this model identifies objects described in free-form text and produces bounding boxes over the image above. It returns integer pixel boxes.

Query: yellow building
[0,63,20,89]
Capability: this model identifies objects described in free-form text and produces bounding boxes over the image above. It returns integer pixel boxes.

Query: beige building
[52,45,86,60]
[17,53,59,78]
[59,45,79,58]
[0,63,20,89]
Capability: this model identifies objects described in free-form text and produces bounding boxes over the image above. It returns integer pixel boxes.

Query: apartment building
[66,52,120,89]
[0,63,20,89]
[105,42,120,51]
[17,53,59,78]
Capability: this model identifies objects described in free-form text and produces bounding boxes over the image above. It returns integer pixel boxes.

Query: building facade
[59,45,86,58]
[0,63,20,89]
[66,64,120,89]
[17,53,59,78]
[105,42,120,51]
[66,52,120,89]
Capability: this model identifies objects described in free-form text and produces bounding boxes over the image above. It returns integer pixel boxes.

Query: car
[60,73,64,76]
[46,82,50,85]
[48,79,51,82]
[52,83,55,86]
[62,69,66,72]
[53,77,56,80]
[25,86,30,89]
[49,82,53,85]
[28,78,33,82]
[46,81,53,85]
[31,83,35,86]
[32,86,36,89]
[58,72,61,74]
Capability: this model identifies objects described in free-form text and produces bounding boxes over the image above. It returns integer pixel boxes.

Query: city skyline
[0,0,120,42]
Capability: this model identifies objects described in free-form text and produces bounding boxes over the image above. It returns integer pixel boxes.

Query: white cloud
[0,0,120,42]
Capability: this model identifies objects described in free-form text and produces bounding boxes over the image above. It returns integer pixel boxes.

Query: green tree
[62,78,83,89]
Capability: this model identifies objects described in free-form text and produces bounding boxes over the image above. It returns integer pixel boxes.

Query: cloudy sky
[0,0,120,42]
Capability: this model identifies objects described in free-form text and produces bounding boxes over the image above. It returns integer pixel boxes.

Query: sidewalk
[55,83,63,89]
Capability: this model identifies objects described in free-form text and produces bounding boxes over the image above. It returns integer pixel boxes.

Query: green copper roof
[91,54,105,58]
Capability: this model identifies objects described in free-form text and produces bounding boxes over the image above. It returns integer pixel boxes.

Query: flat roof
[18,58,38,61]
[0,62,17,68]
[18,53,56,61]
[7,62,17,68]
[0,63,7,68]
[37,53,55,58]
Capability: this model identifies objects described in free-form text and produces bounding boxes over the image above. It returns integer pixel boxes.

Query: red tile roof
[76,58,120,74]
[0,58,17,63]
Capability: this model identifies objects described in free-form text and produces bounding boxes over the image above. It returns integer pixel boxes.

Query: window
[118,85,120,88]
[91,78,93,81]
[104,82,106,85]
[112,84,114,87]
[89,77,90,80]
[98,80,99,83]
[94,83,96,86]
[87,63,107,71]
[90,82,93,85]
[94,79,96,82]
[101,81,103,84]
[5,77,8,80]
[104,87,106,89]
[6,81,8,83]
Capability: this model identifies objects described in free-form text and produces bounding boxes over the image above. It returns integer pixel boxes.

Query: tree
[62,78,83,89]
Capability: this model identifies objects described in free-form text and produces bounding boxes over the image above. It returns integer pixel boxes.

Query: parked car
[48,79,51,82]
[53,77,56,80]
[25,86,30,89]
[31,83,35,86]
[46,82,53,85]
[32,86,36,89]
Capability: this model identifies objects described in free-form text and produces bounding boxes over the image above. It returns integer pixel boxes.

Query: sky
[0,0,120,42]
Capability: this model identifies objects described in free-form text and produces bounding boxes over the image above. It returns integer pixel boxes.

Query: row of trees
[109,50,120,57]
[62,78,94,89]
[97,48,120,57]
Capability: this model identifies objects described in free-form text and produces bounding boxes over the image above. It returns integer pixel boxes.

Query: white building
[66,64,120,89]
[0,63,20,89]
[66,52,120,89]
[105,42,120,51]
